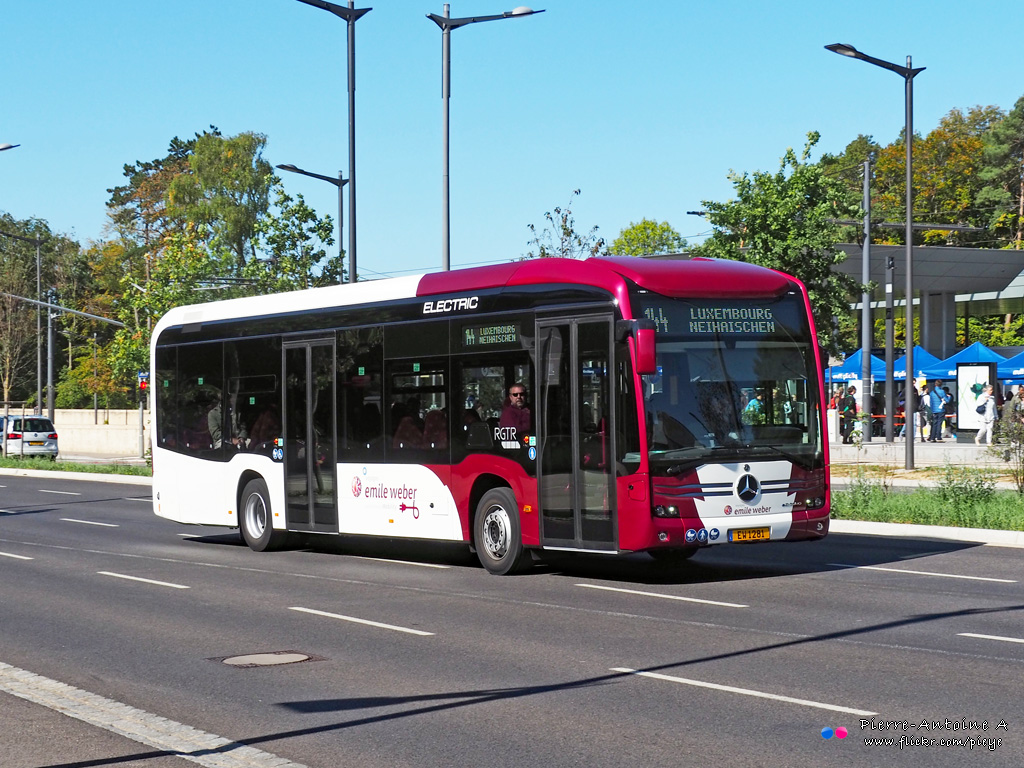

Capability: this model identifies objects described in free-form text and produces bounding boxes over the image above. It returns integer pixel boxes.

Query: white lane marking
[290,606,434,636]
[61,518,119,528]
[0,551,33,560]
[39,489,81,496]
[352,556,451,569]
[612,668,878,716]
[126,497,152,502]
[98,571,190,589]
[828,563,1016,583]
[959,632,1024,645]
[0,661,309,768]
[577,583,748,608]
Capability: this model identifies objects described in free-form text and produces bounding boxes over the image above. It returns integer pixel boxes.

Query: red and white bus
[151,256,829,574]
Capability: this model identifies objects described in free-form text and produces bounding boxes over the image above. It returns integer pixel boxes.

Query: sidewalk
[828,436,1007,467]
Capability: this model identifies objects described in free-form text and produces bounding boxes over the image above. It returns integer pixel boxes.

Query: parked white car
[0,415,59,459]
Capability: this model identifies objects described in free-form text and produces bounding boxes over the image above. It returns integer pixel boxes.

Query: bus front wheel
[240,478,287,552]
[474,488,528,575]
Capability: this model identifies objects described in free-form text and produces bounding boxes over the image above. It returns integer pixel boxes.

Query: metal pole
[46,299,54,423]
[337,171,345,283]
[93,333,98,425]
[36,242,42,412]
[861,160,872,442]
[347,0,358,284]
[904,56,915,470]
[441,3,452,271]
[885,252,895,441]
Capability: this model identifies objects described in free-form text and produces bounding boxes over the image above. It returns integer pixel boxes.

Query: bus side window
[338,327,384,463]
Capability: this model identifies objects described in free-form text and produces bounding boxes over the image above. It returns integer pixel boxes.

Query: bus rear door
[284,339,337,532]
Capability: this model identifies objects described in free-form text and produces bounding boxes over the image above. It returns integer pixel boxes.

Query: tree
[0,225,35,403]
[245,183,340,292]
[525,190,604,259]
[691,132,861,358]
[608,219,687,256]
[979,95,1024,248]
[107,129,218,248]
[108,225,222,383]
[873,105,1002,246]
[167,132,273,272]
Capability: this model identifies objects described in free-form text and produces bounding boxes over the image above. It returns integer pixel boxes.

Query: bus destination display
[462,323,520,350]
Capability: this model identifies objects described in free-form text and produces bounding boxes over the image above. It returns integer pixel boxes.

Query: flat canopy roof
[833,244,1024,295]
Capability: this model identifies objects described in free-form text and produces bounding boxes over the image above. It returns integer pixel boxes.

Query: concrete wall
[2,407,150,457]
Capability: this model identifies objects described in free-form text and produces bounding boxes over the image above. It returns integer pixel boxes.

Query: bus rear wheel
[474,488,528,575]
[240,478,287,552]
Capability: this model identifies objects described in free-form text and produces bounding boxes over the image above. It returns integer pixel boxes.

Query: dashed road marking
[61,518,119,528]
[290,606,434,636]
[0,551,33,560]
[577,583,748,608]
[828,563,1015,583]
[959,632,1024,645]
[98,571,190,589]
[611,667,877,716]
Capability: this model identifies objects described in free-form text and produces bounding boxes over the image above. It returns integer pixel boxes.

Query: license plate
[28,441,44,446]
[731,527,770,542]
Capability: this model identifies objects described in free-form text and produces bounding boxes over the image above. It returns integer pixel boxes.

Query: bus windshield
[633,291,823,473]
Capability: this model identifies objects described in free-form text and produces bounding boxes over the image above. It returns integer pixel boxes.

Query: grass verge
[0,456,150,476]
[832,465,1024,531]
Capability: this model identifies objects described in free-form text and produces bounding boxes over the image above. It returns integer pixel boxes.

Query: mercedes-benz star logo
[735,473,760,503]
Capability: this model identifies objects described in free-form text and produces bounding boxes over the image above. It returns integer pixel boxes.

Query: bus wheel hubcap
[245,496,266,537]
[482,507,510,558]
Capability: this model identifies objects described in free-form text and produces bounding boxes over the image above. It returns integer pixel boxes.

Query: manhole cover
[208,651,326,668]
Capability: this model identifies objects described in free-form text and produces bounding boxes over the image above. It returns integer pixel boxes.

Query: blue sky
[3,1,1022,280]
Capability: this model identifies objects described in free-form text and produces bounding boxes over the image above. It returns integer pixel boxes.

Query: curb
[829,518,1024,547]
[0,467,152,486]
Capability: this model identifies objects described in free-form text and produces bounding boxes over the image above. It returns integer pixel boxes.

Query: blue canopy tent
[891,346,943,381]
[825,349,885,383]
[997,349,1024,382]
[920,341,1006,380]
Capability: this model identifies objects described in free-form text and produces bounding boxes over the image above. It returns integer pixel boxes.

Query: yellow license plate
[731,527,770,542]
[28,441,44,446]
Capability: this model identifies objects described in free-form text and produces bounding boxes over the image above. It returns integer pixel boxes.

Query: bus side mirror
[616,319,657,375]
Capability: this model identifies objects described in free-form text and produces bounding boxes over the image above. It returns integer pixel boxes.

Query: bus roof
[153,256,797,339]
[416,256,794,299]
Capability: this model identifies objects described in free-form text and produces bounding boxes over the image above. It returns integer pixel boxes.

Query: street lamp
[826,43,924,470]
[0,229,44,412]
[427,4,543,271]
[276,164,350,283]
[293,0,371,287]
[0,143,20,152]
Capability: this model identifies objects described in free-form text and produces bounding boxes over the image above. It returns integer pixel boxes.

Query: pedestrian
[975,384,997,446]
[926,381,950,442]
[841,386,858,444]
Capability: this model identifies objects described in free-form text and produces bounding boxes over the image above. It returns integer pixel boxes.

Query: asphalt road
[1,472,1022,768]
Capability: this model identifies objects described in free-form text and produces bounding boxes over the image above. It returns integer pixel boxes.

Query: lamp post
[0,143,20,151]
[826,43,924,470]
[860,159,872,442]
[276,164,350,282]
[0,229,44,411]
[427,4,543,271]
[293,0,371,286]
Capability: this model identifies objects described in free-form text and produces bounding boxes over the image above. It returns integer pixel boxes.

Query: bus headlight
[653,505,680,518]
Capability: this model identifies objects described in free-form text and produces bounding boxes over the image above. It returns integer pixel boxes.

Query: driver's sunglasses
[510,392,526,398]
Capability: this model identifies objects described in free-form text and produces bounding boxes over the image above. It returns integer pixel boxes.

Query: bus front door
[537,318,616,552]
[284,340,337,532]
